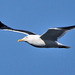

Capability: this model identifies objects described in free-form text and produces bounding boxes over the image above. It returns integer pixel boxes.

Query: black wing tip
[0,21,4,24]
[59,45,71,49]
[58,25,75,30]
[0,21,5,28]
[0,21,11,29]
[0,21,2,23]
[0,21,4,25]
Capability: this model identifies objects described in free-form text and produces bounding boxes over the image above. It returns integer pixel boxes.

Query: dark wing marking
[58,25,75,30]
[41,25,75,41]
[0,21,36,35]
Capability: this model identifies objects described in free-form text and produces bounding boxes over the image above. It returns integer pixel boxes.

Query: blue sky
[0,0,75,75]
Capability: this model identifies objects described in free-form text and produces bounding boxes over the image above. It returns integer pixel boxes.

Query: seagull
[0,21,75,48]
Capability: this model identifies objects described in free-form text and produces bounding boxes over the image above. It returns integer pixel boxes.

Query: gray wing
[41,26,75,41]
[0,21,36,35]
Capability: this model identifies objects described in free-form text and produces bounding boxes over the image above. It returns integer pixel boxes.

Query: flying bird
[0,21,75,48]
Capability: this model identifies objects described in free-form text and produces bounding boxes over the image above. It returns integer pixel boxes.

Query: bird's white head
[18,35,40,43]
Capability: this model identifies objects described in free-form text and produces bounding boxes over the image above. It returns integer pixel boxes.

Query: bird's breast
[27,37,45,46]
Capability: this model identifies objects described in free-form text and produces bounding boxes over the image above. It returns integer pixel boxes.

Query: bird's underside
[26,37,71,49]
[29,42,71,48]
[0,21,75,49]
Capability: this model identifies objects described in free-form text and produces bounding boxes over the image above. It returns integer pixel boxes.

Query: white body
[23,35,60,48]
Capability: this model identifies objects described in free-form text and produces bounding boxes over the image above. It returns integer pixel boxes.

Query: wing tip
[0,21,11,29]
[49,25,75,30]
[59,45,71,49]
[0,21,2,23]
[58,25,75,30]
[0,21,4,28]
[0,21,3,24]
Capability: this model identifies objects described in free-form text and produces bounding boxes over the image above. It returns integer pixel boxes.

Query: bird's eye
[26,36,28,38]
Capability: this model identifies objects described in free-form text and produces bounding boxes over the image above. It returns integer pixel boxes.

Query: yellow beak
[18,39,24,42]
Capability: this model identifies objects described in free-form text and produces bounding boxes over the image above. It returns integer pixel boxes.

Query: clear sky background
[0,0,75,75]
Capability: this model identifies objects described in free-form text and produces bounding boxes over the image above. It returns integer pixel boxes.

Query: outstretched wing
[0,21,36,35]
[41,26,75,41]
